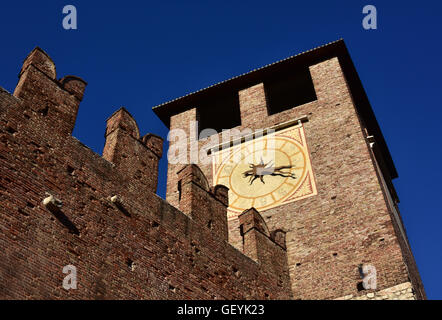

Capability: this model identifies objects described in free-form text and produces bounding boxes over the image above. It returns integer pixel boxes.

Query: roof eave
[151,39,398,179]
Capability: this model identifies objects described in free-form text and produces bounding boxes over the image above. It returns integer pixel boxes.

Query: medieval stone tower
[0,39,425,300]
[153,39,425,300]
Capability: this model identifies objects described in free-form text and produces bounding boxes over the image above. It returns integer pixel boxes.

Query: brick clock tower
[153,40,426,300]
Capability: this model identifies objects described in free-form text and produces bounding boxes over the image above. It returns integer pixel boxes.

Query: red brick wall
[177,164,229,241]
[238,83,268,129]
[166,108,198,207]
[103,107,163,195]
[0,48,292,300]
[239,208,290,290]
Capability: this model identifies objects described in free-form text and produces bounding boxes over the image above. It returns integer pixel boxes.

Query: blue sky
[0,1,441,299]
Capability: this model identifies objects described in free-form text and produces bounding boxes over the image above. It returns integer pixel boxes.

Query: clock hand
[249,175,259,185]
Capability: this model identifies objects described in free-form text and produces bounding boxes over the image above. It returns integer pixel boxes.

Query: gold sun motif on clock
[212,124,317,218]
[242,158,297,185]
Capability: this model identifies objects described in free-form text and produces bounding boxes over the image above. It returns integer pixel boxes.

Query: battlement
[176,164,229,241]
[103,107,163,194]
[0,48,292,299]
[13,47,87,136]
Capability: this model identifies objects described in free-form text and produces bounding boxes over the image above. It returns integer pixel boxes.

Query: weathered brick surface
[0,48,292,299]
[336,282,416,300]
[239,209,290,289]
[238,83,268,129]
[13,48,86,137]
[103,107,162,195]
[177,164,229,241]
[164,54,425,299]
[166,107,198,208]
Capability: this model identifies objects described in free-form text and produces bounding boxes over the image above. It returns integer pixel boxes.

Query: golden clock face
[212,124,317,218]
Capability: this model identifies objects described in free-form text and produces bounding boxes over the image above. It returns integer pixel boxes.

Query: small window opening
[197,91,241,136]
[265,67,317,115]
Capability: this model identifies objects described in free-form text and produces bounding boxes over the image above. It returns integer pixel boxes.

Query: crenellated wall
[0,44,425,300]
[176,164,229,241]
[13,48,87,137]
[103,107,163,195]
[0,48,292,299]
[239,208,290,284]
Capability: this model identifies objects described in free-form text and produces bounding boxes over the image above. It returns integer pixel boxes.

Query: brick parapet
[0,48,293,299]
